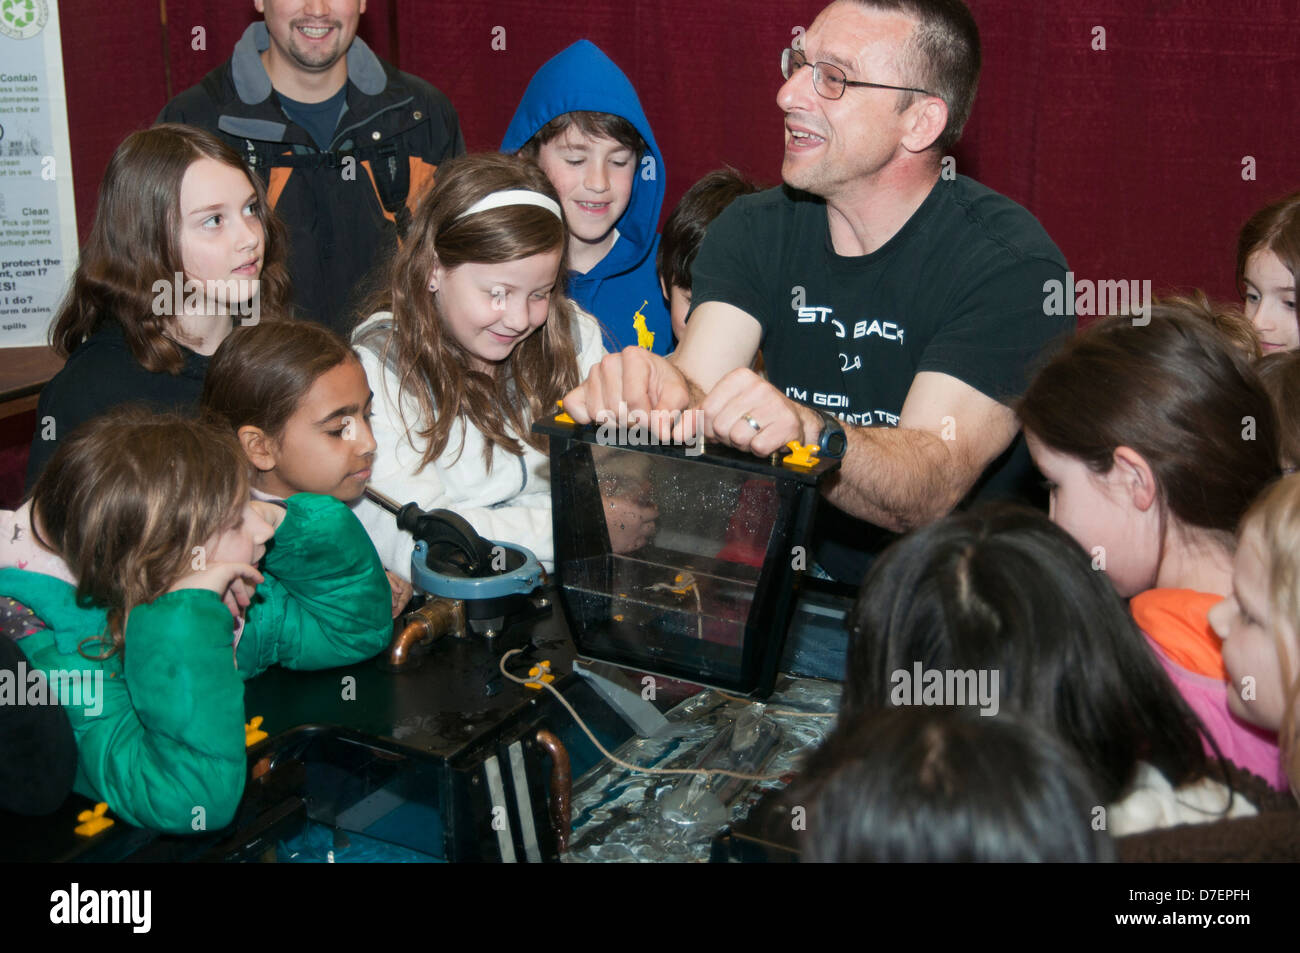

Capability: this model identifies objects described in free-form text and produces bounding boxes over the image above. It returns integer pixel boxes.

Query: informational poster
[0,0,77,348]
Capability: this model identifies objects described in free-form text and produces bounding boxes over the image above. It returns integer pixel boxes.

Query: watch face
[819,416,847,458]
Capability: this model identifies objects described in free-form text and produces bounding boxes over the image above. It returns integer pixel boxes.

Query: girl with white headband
[352,153,658,574]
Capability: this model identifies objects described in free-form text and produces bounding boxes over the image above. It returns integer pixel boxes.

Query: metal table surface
[564,675,841,862]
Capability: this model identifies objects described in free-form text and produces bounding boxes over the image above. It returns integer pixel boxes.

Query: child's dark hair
[1257,350,1300,470]
[792,706,1114,862]
[1236,190,1300,303]
[29,408,248,660]
[49,124,291,374]
[842,503,1222,804]
[518,111,645,160]
[1163,290,1261,361]
[657,168,762,294]
[1018,304,1280,542]
[201,321,357,441]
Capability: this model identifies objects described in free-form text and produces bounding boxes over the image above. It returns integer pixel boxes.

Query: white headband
[456,189,563,222]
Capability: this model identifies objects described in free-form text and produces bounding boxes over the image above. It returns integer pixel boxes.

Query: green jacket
[0,493,391,834]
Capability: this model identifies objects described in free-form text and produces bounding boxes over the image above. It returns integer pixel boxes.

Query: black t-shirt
[690,176,1071,582]
[25,321,212,490]
[278,86,349,151]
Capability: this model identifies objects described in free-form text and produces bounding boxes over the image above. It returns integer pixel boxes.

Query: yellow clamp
[783,441,820,469]
[525,659,556,691]
[75,802,114,838]
[554,400,575,425]
[667,572,695,596]
[245,715,268,747]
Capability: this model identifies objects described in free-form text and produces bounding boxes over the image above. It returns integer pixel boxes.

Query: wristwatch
[814,409,847,459]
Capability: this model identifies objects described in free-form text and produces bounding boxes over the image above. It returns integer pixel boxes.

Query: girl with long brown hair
[1020,302,1286,788]
[1237,191,1300,353]
[201,320,412,617]
[352,153,625,574]
[0,409,391,833]
[25,123,291,488]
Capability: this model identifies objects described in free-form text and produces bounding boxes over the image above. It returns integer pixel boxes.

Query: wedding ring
[742,413,761,433]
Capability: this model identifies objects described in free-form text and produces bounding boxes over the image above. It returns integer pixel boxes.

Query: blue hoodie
[502,41,671,355]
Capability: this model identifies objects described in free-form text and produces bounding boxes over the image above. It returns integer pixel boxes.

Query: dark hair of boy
[841,503,1224,805]
[518,111,645,161]
[793,706,1114,862]
[1019,305,1280,543]
[201,320,357,441]
[656,167,762,294]
[1255,350,1300,471]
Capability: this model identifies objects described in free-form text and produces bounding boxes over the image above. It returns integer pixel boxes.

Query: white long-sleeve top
[351,306,606,580]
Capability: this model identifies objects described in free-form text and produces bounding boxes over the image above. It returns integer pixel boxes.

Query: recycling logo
[0,0,48,40]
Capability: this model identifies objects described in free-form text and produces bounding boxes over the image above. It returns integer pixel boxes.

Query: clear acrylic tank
[534,411,839,698]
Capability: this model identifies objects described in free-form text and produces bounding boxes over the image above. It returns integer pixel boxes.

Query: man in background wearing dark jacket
[160,1,465,334]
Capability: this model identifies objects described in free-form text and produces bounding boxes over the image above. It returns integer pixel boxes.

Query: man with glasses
[160,0,465,334]
[564,0,1070,584]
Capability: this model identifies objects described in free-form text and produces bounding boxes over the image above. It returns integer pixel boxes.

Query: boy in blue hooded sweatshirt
[502,40,671,356]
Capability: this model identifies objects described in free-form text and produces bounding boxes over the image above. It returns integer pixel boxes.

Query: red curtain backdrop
[57,0,1300,306]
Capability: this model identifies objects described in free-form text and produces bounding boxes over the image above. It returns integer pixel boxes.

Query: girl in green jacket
[0,408,392,834]
[200,319,412,618]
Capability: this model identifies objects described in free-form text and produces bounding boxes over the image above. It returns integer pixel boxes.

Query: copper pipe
[535,729,571,853]
[386,598,465,668]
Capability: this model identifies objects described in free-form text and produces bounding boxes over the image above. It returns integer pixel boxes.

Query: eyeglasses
[780,47,933,101]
